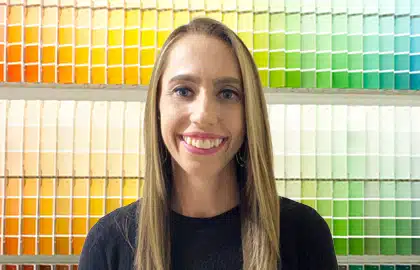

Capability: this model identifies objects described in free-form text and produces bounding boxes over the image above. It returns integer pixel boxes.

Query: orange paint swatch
[39,218,53,235]
[7,64,22,82]
[7,45,23,63]
[23,198,37,216]
[91,66,105,84]
[22,237,36,255]
[75,66,89,84]
[39,198,53,216]
[42,46,56,64]
[39,237,52,255]
[22,218,36,235]
[56,217,70,235]
[5,218,19,235]
[58,28,73,45]
[72,237,85,254]
[58,66,73,83]
[5,237,18,255]
[58,47,73,64]
[124,66,139,84]
[7,26,22,43]
[25,27,39,44]
[41,65,55,83]
[0,64,4,81]
[24,45,39,63]
[72,217,86,235]
[25,65,39,83]
[0,25,4,42]
[56,237,70,255]
[6,198,19,216]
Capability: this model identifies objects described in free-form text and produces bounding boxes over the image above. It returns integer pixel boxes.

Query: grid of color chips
[0,0,419,89]
[0,266,77,270]
[0,100,420,257]
[0,265,418,270]
[343,266,420,270]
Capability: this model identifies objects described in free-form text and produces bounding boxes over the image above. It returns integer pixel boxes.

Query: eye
[173,87,192,97]
[219,88,240,100]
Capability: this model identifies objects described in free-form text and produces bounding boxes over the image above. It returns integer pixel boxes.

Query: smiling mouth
[181,136,226,149]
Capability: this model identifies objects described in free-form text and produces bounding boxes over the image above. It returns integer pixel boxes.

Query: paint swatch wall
[0,100,420,261]
[0,0,419,89]
[0,0,420,268]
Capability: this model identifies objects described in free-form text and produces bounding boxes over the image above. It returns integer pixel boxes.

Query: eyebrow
[169,75,242,87]
[169,74,201,84]
[213,77,242,87]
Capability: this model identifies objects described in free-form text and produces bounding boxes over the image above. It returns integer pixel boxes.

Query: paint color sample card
[0,0,419,89]
[0,100,420,258]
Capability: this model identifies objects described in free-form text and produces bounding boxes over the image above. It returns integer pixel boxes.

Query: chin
[183,161,219,176]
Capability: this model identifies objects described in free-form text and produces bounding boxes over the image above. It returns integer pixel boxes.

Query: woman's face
[159,34,245,177]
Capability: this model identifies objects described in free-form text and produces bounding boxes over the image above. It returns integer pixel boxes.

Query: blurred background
[0,0,419,269]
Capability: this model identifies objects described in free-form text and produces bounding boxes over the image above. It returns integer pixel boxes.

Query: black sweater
[78,197,338,270]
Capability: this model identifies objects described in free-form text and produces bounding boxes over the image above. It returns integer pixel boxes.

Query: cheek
[223,106,245,144]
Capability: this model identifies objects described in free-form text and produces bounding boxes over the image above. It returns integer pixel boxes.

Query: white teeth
[183,136,224,149]
[185,137,192,145]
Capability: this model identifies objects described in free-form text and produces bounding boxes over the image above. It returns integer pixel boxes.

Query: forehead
[162,34,242,82]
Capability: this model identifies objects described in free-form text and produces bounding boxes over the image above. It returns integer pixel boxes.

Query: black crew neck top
[78,197,338,270]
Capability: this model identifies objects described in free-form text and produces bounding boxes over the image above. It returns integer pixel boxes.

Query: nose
[190,90,219,127]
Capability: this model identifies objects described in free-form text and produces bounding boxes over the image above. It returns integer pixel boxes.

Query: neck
[170,160,240,218]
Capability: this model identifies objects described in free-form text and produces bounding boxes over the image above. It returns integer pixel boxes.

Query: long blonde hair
[136,17,280,270]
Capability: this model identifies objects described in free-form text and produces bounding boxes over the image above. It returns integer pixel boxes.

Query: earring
[236,150,247,167]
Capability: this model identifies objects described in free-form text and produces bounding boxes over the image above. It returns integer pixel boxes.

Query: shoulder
[279,196,327,227]
[279,196,338,269]
[279,195,332,240]
[78,200,140,269]
[89,200,139,249]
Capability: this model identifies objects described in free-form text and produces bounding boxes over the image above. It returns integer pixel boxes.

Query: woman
[78,18,338,270]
